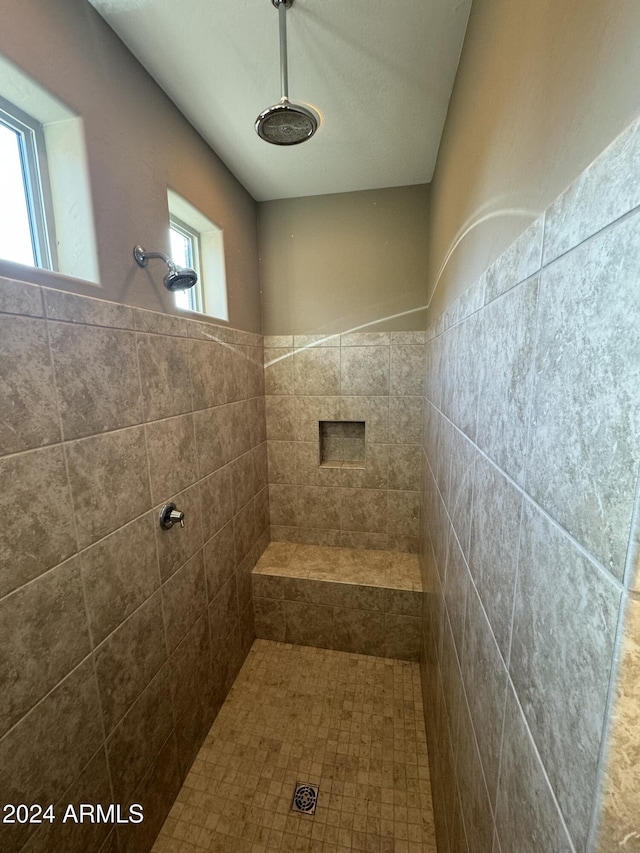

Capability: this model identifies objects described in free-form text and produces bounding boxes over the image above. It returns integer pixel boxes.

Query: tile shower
[421,117,640,853]
[0,282,268,853]
[0,117,638,853]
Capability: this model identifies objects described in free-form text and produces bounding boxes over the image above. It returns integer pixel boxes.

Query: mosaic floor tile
[151,640,436,852]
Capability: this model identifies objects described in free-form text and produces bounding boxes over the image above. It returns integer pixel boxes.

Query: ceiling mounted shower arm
[275,0,292,103]
[255,0,318,145]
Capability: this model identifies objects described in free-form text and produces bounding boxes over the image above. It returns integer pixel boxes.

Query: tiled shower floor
[151,640,436,853]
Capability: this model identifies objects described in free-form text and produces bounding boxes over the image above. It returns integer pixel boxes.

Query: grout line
[622,467,640,590]
[0,650,96,746]
[519,269,544,496]
[134,327,172,664]
[425,449,583,851]
[424,399,626,595]
[42,313,120,768]
[540,199,640,271]
[428,202,640,331]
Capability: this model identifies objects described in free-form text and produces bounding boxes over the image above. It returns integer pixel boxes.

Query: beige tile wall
[421,116,640,853]
[0,277,268,853]
[265,331,425,553]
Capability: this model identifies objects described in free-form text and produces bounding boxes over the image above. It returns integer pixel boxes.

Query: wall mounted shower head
[133,245,198,291]
[255,0,319,145]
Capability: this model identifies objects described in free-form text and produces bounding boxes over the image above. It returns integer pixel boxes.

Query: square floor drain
[291,782,319,815]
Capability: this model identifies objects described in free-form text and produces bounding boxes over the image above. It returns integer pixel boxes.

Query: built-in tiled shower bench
[252,542,422,660]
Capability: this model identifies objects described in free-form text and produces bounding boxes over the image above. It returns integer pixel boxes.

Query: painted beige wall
[428,0,640,319]
[0,0,261,332]
[258,185,429,335]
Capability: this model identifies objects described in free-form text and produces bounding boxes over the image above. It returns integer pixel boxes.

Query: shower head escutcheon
[133,245,198,291]
[255,0,319,145]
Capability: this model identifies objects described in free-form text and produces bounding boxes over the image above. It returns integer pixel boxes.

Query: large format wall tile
[0,315,60,455]
[169,613,212,724]
[468,455,523,662]
[0,660,103,853]
[495,684,574,853]
[461,583,508,807]
[21,749,113,853]
[333,606,385,656]
[341,396,389,442]
[340,487,386,532]
[446,427,475,560]
[264,347,294,395]
[116,734,182,853]
[483,217,544,304]
[106,665,174,805]
[204,521,236,601]
[44,288,134,329]
[265,395,296,440]
[145,413,197,503]
[443,528,468,645]
[476,277,538,486]
[389,396,422,444]
[137,334,193,421]
[0,275,43,317]
[208,574,239,650]
[0,557,90,738]
[81,513,159,649]
[161,550,207,653]
[155,483,203,582]
[450,311,482,440]
[93,591,167,735]
[422,120,640,853]
[293,346,341,395]
[297,485,342,530]
[199,465,233,541]
[49,322,142,440]
[390,345,425,395]
[456,696,495,853]
[388,490,420,537]
[189,339,227,409]
[66,426,152,548]
[388,444,422,491]
[526,215,640,578]
[510,500,621,849]
[0,287,266,853]
[543,115,640,264]
[295,395,341,440]
[341,346,390,395]
[0,445,77,598]
[284,600,334,648]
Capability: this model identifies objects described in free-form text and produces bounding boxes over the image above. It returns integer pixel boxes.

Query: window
[0,96,55,269]
[170,216,202,313]
[167,189,228,321]
[0,52,98,284]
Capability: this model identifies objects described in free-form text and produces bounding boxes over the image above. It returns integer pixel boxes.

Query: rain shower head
[255,0,319,146]
[133,245,198,291]
[256,98,318,145]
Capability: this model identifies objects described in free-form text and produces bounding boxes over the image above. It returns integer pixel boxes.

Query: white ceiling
[88,0,472,201]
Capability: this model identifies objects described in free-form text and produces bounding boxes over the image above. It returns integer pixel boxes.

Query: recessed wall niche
[319,420,365,468]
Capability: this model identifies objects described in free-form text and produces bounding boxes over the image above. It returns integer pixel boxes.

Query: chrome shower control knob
[159,503,185,530]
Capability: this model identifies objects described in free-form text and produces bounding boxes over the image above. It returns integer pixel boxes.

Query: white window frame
[0,51,99,285]
[170,215,203,313]
[167,189,228,321]
[0,94,57,270]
